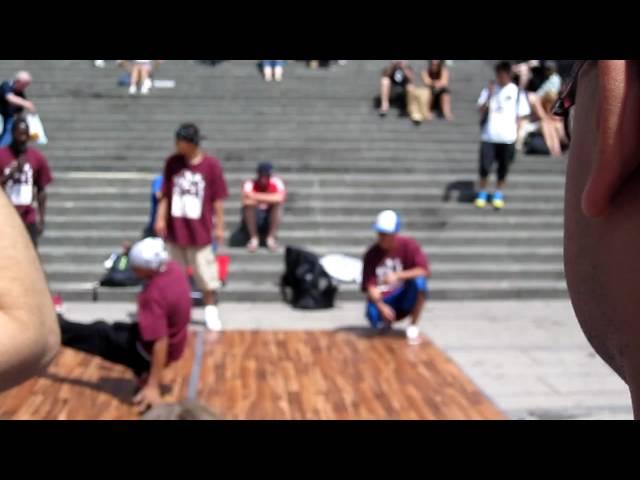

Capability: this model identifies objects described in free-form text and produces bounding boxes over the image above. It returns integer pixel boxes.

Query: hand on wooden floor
[133,384,164,414]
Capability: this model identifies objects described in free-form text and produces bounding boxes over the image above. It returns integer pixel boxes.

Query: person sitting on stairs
[406,60,454,124]
[262,61,285,82]
[242,162,286,252]
[119,60,163,95]
[378,60,415,117]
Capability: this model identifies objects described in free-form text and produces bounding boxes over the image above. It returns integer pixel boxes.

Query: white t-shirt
[478,83,531,144]
[536,73,562,98]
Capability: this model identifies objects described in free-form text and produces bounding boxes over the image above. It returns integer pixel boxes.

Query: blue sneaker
[492,191,505,210]
[475,191,488,209]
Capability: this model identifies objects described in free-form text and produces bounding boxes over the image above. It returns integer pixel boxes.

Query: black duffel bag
[280,246,337,310]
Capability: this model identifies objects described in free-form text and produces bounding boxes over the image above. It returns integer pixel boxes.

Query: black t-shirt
[390,66,409,86]
[0,81,25,120]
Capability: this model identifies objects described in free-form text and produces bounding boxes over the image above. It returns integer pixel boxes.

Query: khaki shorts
[167,243,221,292]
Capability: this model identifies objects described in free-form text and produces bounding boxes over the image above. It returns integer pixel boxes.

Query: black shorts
[256,208,272,232]
[479,142,516,181]
[431,86,450,96]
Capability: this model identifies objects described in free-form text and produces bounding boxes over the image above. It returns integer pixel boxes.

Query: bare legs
[379,76,391,114]
[129,64,152,95]
[243,201,283,252]
[439,92,454,120]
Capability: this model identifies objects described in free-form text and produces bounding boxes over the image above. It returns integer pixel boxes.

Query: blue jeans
[0,116,14,147]
[262,60,285,69]
[366,277,428,328]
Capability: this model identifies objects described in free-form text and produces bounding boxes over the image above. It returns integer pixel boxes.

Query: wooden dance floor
[0,329,505,420]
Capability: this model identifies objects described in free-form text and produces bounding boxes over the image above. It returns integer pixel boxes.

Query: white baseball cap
[128,237,169,271]
[374,210,401,234]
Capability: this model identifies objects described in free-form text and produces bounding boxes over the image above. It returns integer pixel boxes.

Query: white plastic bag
[26,113,48,145]
[320,254,363,284]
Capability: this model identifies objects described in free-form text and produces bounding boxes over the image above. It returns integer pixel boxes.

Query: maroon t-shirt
[0,146,52,225]
[162,153,229,247]
[362,235,429,296]
[137,261,192,363]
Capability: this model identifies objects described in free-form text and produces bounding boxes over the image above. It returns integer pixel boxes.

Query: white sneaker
[204,305,222,332]
[274,66,283,82]
[406,325,421,345]
[263,66,273,82]
[128,85,137,95]
[141,78,152,95]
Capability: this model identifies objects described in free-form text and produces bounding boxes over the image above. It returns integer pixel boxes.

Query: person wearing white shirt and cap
[57,237,192,412]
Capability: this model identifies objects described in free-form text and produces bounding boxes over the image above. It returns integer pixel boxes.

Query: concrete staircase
[0,60,568,302]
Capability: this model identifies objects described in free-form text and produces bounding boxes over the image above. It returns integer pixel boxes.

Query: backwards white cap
[374,210,401,234]
[128,237,169,271]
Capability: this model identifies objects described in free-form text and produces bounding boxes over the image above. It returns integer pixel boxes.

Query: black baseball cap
[257,162,274,176]
[175,123,205,145]
[12,117,29,135]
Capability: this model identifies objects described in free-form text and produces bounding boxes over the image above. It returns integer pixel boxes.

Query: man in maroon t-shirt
[362,210,430,345]
[0,117,52,247]
[57,237,192,413]
[155,123,228,333]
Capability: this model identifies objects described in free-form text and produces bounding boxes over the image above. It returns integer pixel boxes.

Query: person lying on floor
[57,237,191,413]
[362,210,431,345]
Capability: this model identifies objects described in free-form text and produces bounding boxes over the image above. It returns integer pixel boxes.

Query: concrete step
[46,200,563,216]
[43,162,565,177]
[45,261,565,283]
[38,230,563,248]
[46,186,566,203]
[45,214,563,232]
[52,170,567,185]
[38,245,564,264]
[42,154,565,169]
[49,278,569,303]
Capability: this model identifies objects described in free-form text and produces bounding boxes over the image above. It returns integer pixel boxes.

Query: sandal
[247,237,259,252]
[266,237,278,251]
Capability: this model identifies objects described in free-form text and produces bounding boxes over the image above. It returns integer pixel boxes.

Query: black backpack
[524,132,551,155]
[280,246,338,310]
[100,253,142,287]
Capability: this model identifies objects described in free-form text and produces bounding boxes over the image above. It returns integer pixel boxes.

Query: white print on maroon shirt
[171,170,205,220]
[375,257,404,293]
[3,163,34,207]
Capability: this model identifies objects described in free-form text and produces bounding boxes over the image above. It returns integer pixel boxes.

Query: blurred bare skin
[565,60,640,417]
[0,190,59,391]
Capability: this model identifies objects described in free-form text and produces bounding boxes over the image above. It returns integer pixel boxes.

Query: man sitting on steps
[362,210,430,345]
[57,237,191,413]
[242,162,286,252]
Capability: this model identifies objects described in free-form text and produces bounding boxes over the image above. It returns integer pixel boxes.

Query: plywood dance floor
[0,329,505,420]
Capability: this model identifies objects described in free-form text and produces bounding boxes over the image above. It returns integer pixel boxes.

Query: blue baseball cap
[374,210,401,234]
[257,162,274,176]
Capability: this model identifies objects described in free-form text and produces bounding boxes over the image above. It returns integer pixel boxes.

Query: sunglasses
[552,60,588,142]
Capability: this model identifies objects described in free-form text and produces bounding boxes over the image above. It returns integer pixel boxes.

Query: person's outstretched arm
[0,191,59,391]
